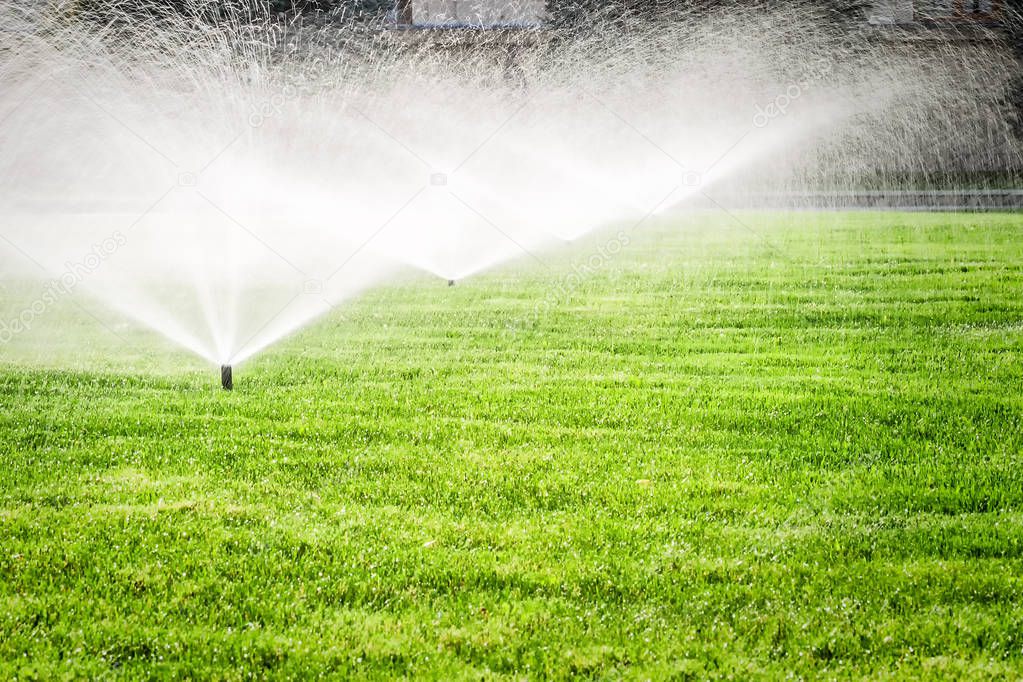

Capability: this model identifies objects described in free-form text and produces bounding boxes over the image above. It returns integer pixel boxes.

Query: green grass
[2,211,1023,679]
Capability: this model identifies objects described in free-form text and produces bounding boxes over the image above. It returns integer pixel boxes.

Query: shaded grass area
[1,211,1022,678]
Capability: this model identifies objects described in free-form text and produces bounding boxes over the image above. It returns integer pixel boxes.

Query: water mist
[0,1,1019,385]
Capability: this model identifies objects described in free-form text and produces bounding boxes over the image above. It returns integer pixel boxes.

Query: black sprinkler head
[448,279,456,287]
[221,365,233,390]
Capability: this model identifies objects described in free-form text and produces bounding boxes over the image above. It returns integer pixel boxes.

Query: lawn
[1,211,1022,679]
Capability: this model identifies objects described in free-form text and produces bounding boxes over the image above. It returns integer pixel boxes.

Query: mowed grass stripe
[1,211,1022,678]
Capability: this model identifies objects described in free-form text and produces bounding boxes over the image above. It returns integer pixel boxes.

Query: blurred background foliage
[54,0,1023,133]
[59,0,878,24]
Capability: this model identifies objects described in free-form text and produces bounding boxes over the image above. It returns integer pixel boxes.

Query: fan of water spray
[1,0,1019,385]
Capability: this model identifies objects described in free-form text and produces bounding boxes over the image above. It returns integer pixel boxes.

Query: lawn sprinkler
[221,365,233,390]
[448,279,456,287]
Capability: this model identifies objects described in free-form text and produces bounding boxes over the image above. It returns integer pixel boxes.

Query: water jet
[0,1,1018,371]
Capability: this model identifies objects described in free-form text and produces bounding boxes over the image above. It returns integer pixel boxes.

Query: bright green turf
[2,211,1022,679]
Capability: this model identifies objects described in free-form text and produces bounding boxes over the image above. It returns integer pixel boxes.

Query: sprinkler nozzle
[448,279,455,287]
[221,365,233,391]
